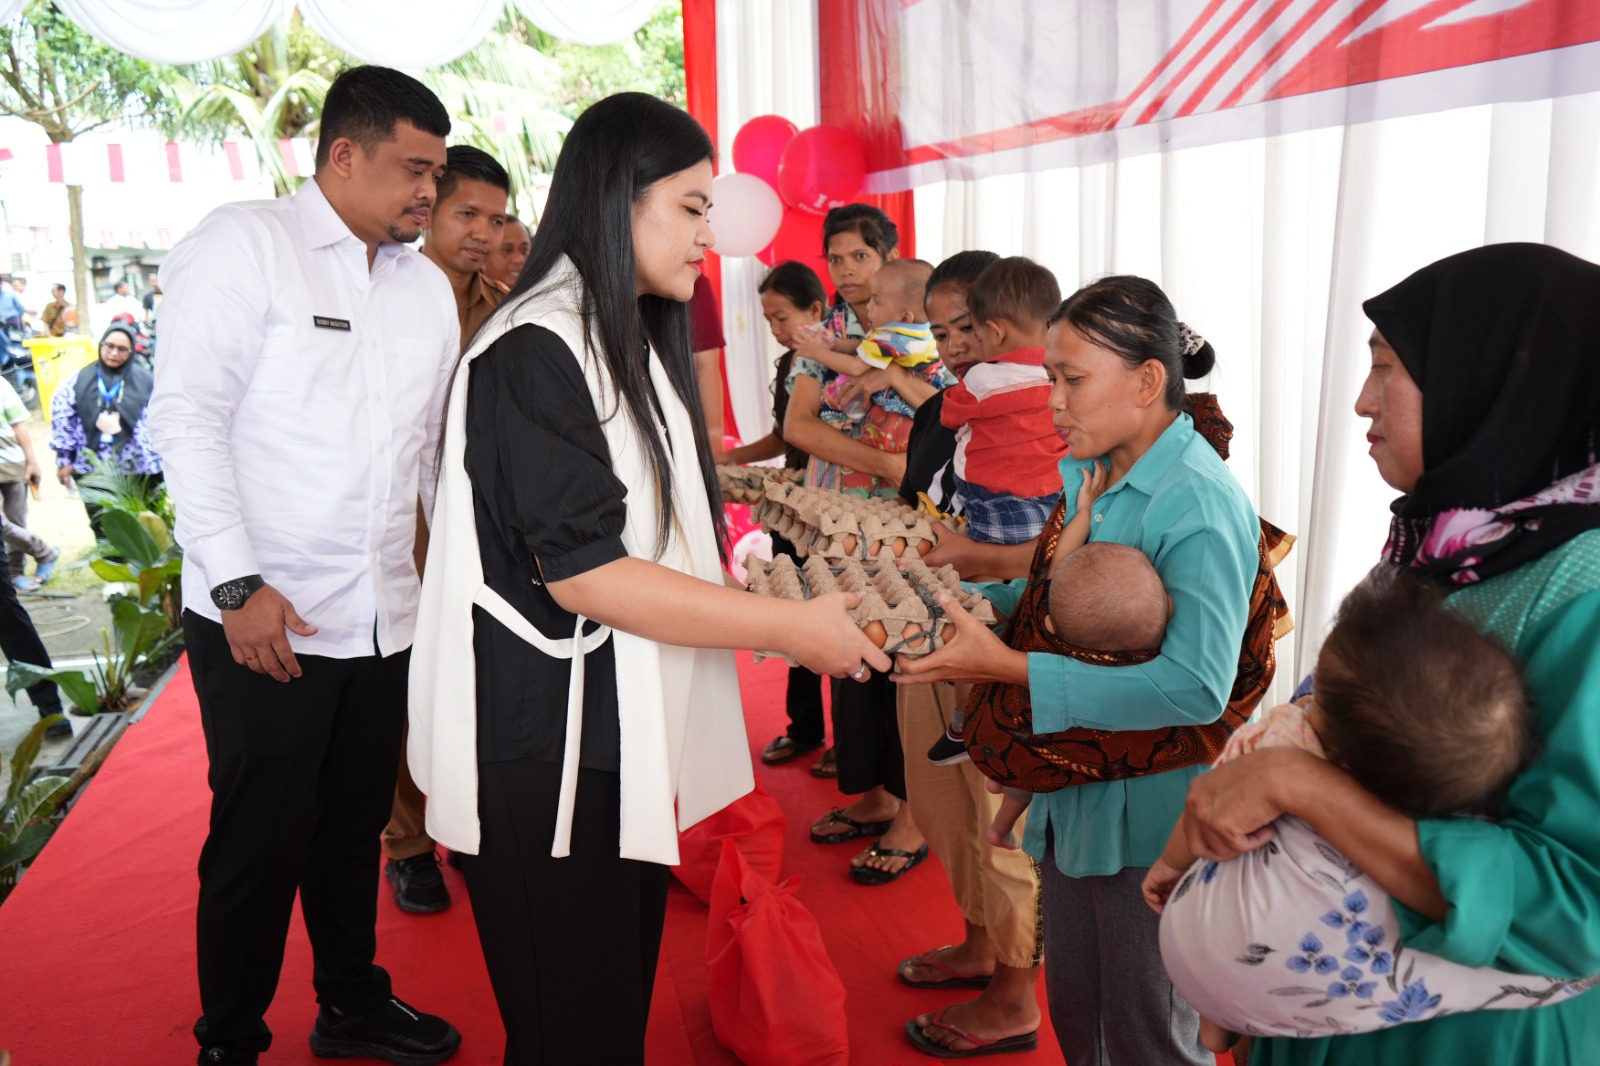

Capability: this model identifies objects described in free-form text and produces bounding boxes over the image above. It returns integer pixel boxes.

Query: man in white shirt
[102,279,143,325]
[150,66,462,1066]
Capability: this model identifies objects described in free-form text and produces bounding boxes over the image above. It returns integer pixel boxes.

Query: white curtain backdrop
[916,94,1600,694]
[712,0,817,446]
[23,0,654,64]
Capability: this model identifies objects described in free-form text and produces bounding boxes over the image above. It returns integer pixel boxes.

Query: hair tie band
[1177,322,1206,358]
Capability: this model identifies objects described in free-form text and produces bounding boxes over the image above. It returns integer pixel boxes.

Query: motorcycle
[0,326,38,409]
[108,312,155,368]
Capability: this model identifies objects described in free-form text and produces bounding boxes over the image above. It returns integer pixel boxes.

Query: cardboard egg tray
[755,482,950,561]
[717,464,803,505]
[744,552,996,666]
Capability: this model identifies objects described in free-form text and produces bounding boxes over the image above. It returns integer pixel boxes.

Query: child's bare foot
[986,819,1022,850]
[1199,1016,1240,1054]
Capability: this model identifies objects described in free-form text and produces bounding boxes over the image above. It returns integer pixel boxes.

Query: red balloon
[758,207,827,271]
[732,115,798,190]
[776,125,867,216]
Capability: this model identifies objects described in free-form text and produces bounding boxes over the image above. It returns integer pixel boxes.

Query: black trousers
[462,758,669,1066]
[185,611,408,1052]
[771,534,825,745]
[0,538,61,716]
[832,668,906,799]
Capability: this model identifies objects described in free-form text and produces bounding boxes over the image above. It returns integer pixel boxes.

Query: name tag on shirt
[313,315,351,331]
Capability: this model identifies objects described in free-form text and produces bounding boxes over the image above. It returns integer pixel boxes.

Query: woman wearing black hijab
[49,322,162,533]
[1180,243,1600,1062]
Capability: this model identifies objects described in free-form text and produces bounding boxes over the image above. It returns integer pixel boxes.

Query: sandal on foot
[810,747,838,778]
[761,735,824,765]
[898,947,993,990]
[809,808,893,844]
[850,840,929,885]
[903,1008,1039,1058]
[12,576,41,593]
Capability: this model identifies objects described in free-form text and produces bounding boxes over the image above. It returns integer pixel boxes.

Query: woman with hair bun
[898,275,1258,1062]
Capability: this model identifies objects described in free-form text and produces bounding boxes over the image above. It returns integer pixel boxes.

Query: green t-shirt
[0,376,28,483]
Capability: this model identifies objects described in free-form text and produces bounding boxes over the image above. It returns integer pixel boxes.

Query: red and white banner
[833,0,1600,189]
[0,138,313,186]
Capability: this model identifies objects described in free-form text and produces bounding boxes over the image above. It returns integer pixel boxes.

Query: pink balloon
[758,207,827,270]
[776,126,867,216]
[732,115,798,189]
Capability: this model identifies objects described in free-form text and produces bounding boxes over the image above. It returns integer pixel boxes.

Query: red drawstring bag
[706,838,849,1066]
[671,776,786,905]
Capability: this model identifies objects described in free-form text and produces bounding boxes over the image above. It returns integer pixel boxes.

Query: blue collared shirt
[977,411,1259,877]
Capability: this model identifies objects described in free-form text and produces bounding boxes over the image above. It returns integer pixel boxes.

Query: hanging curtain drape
[713,0,818,448]
[29,0,653,64]
[914,94,1600,695]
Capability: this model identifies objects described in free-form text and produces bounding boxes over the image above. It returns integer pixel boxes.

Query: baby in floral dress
[1145,568,1596,1046]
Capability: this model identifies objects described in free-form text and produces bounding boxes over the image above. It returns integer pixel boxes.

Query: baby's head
[1313,568,1537,819]
[867,258,934,330]
[1047,542,1169,651]
[965,257,1061,369]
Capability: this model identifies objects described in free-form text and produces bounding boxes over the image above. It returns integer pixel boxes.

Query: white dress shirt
[150,179,459,659]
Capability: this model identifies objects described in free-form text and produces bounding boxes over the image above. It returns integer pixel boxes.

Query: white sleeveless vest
[407,255,752,865]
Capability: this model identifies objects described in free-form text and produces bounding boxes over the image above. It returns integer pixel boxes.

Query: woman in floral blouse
[51,323,162,533]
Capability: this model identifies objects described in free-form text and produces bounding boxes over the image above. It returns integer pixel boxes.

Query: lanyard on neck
[97,369,123,410]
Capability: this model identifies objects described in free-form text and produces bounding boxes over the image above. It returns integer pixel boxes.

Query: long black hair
[501,92,723,562]
[758,260,827,313]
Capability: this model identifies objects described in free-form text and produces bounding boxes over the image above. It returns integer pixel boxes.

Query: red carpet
[0,655,1085,1064]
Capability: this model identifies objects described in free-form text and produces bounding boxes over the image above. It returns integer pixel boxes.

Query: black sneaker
[197,1049,258,1065]
[927,727,971,766]
[385,852,450,913]
[39,711,71,741]
[309,996,461,1065]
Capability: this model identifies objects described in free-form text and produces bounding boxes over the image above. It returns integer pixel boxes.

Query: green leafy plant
[6,599,182,715]
[0,716,74,898]
[74,454,176,532]
[89,510,183,629]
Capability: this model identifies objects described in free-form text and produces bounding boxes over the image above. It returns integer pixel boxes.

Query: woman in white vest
[408,93,889,1065]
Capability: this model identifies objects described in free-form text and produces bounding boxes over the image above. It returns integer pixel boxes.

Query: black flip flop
[903,1008,1039,1058]
[761,735,824,765]
[809,808,894,844]
[850,841,929,885]
[810,747,838,778]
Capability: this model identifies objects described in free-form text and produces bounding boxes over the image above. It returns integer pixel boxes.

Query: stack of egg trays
[755,483,941,561]
[744,552,996,667]
[716,464,805,505]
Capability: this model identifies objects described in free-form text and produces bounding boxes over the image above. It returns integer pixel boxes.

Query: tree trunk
[65,182,90,338]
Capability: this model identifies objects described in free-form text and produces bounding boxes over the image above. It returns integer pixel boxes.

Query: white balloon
[709,173,784,258]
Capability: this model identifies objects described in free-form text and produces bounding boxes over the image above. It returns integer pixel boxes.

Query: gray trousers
[0,480,53,566]
[1040,850,1209,1066]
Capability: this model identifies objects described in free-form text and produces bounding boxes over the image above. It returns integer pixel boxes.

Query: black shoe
[198,1049,258,1065]
[39,712,71,741]
[927,728,970,766]
[309,997,461,1065]
[445,849,464,870]
[385,852,450,914]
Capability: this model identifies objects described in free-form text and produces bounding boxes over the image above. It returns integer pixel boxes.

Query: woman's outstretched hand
[891,593,1027,686]
[789,590,893,680]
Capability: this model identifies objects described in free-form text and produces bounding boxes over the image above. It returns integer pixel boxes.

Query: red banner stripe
[165,142,182,182]
[107,143,125,183]
[1136,2,1257,124]
[223,140,245,181]
[278,138,299,178]
[45,143,63,183]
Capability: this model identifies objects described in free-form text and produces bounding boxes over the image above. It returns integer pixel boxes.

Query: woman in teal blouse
[1184,243,1600,1064]
[899,275,1258,1062]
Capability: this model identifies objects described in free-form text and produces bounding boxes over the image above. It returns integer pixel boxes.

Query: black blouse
[464,324,628,770]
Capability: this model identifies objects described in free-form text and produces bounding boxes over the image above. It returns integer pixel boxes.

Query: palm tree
[162,13,569,206]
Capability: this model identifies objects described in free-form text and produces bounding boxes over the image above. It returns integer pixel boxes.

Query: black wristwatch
[211,574,265,611]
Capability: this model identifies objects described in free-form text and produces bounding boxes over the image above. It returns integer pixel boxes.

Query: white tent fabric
[30,0,653,64]
[299,0,507,68]
[514,0,662,47]
[0,0,24,25]
[53,0,287,66]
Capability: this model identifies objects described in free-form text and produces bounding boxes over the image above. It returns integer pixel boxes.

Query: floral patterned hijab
[1364,243,1600,585]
